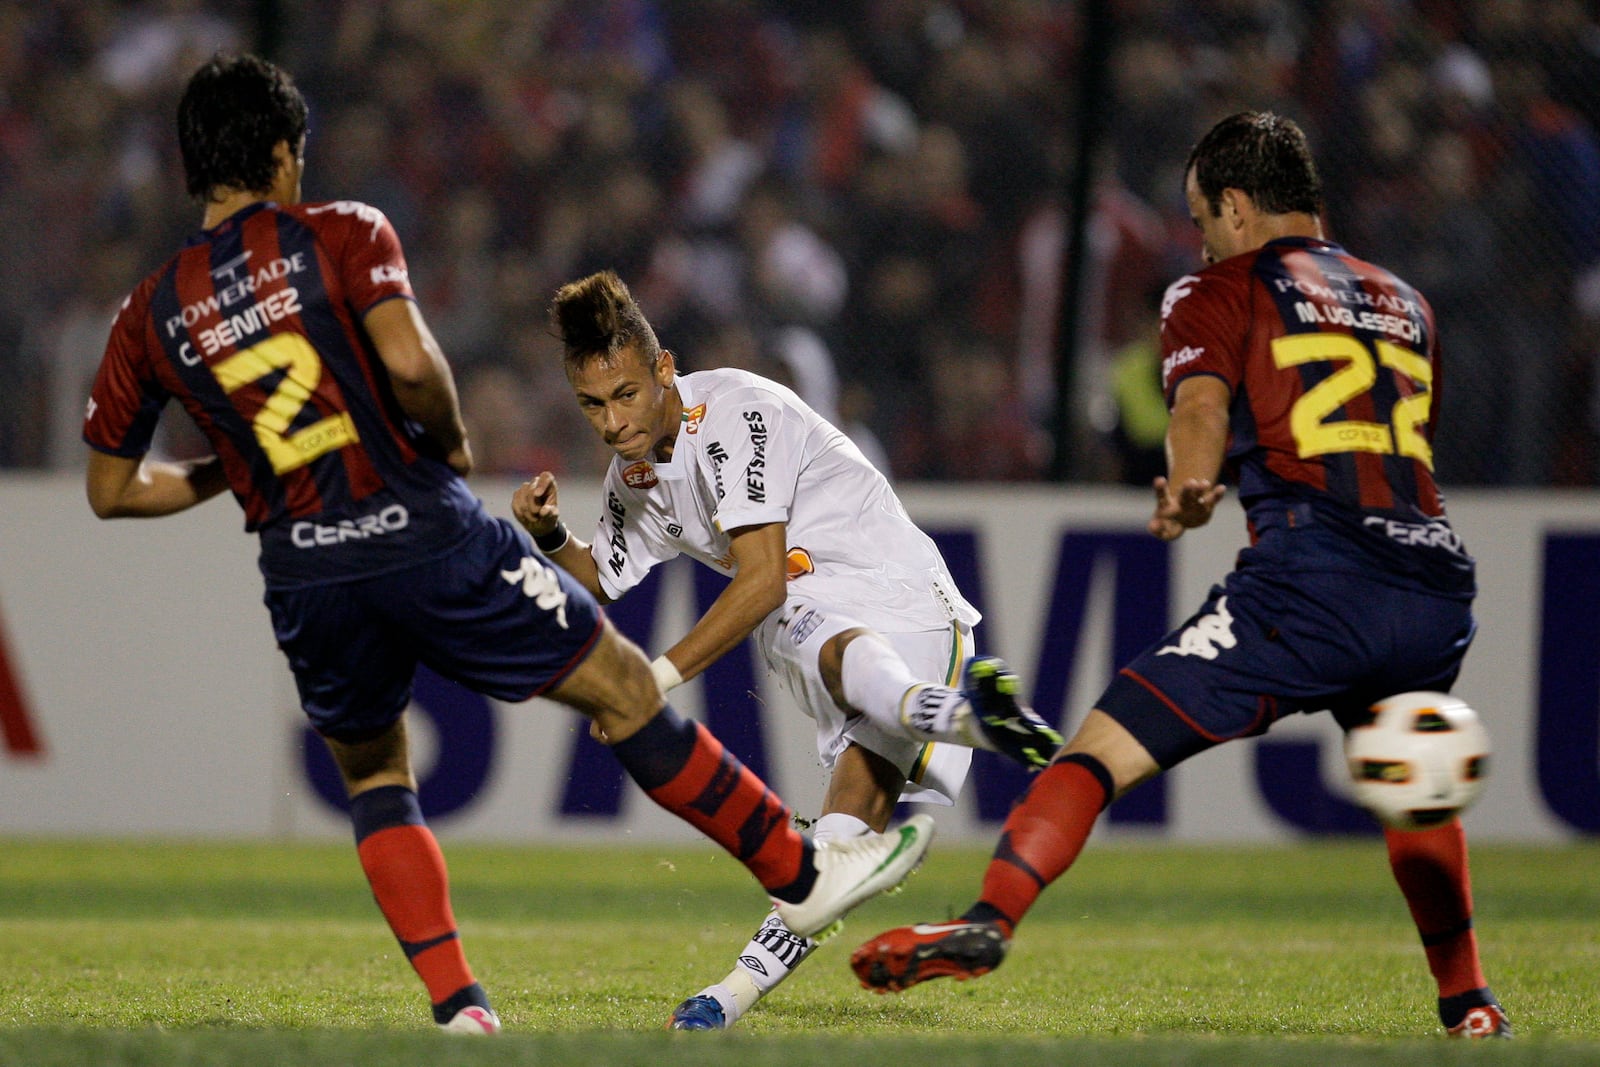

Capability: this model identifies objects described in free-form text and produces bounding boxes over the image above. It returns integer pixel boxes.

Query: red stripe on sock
[645,724,732,809]
[978,759,1107,930]
[357,823,475,1003]
[1385,820,1487,998]
[644,720,804,891]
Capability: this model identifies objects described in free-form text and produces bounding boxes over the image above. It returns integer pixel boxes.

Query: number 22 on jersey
[1271,331,1433,469]
[212,331,359,475]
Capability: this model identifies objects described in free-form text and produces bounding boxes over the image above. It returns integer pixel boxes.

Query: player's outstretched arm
[1148,375,1230,541]
[364,299,472,476]
[86,450,229,519]
[657,521,788,685]
[511,472,606,601]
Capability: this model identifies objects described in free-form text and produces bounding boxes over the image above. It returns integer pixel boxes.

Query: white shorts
[755,596,974,805]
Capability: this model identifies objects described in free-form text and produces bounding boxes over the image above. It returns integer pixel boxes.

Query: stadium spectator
[852,111,1511,1040]
[4,0,1597,486]
[81,52,937,1035]
[510,268,1062,1030]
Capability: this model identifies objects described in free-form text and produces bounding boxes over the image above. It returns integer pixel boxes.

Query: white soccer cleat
[774,813,935,939]
[438,1004,502,1034]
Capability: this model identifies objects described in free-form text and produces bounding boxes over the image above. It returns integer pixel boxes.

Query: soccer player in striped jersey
[853,111,1509,1040]
[511,270,1061,1030]
[83,52,935,1034]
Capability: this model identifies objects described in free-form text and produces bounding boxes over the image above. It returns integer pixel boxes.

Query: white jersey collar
[647,373,695,481]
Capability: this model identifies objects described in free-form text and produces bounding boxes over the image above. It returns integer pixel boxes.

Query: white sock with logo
[839,634,984,748]
[693,813,869,1025]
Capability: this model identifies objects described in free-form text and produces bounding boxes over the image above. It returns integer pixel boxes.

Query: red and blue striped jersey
[1160,236,1472,590]
[85,200,483,588]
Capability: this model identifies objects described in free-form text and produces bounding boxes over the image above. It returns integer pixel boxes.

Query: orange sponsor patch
[683,403,707,434]
[785,547,815,580]
[622,461,658,489]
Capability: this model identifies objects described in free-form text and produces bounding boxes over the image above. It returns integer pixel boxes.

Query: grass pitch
[0,837,1596,1065]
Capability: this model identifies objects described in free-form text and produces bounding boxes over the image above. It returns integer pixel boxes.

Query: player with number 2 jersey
[82,53,942,1037]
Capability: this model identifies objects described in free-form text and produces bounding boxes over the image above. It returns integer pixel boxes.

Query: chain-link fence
[2,0,1596,486]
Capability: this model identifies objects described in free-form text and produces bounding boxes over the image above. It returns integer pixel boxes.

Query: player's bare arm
[1149,374,1230,541]
[363,298,473,476]
[658,520,788,684]
[86,450,229,519]
[510,472,607,601]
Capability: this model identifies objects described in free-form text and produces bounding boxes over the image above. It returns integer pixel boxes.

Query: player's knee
[552,622,663,737]
[819,627,877,700]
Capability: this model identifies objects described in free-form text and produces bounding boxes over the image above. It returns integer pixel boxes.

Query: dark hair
[548,270,662,370]
[178,53,308,200]
[1185,111,1323,218]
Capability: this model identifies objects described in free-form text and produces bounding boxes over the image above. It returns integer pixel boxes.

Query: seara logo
[0,602,43,757]
[622,461,658,489]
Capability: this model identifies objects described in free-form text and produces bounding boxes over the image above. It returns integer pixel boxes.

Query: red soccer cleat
[851,919,1010,993]
[1445,1001,1512,1039]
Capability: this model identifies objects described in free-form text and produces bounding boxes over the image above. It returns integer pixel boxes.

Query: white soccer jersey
[587,367,979,634]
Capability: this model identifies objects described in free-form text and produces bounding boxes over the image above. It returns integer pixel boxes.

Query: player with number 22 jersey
[1161,234,1472,596]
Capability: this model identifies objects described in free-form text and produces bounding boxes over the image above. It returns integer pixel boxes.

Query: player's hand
[511,471,562,537]
[1147,475,1226,541]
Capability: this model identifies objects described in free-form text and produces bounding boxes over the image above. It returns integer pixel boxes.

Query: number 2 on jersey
[212,332,359,475]
[1271,332,1433,469]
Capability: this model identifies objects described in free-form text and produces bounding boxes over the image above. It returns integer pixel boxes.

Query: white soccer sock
[812,810,871,846]
[839,634,983,748]
[707,911,818,1025]
[703,813,869,1024]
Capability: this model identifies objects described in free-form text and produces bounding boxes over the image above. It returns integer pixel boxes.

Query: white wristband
[651,655,683,693]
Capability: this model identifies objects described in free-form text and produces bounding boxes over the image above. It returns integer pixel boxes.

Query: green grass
[0,838,1596,1066]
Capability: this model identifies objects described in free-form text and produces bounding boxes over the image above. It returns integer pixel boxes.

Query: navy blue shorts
[1099,530,1476,769]
[265,515,603,741]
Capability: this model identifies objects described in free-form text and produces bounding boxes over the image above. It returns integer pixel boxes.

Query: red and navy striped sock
[964,754,1113,933]
[1385,819,1487,998]
[350,785,489,1023]
[611,706,815,903]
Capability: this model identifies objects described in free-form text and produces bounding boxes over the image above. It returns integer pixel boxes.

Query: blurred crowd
[2,0,1597,486]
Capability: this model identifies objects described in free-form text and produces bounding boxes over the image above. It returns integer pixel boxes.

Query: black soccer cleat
[962,656,1063,770]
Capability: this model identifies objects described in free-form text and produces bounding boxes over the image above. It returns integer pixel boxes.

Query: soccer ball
[1344,691,1490,831]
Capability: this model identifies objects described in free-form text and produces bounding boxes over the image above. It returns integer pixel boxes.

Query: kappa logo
[622,461,658,489]
[305,199,387,241]
[501,555,570,629]
[1161,274,1200,321]
[785,547,815,581]
[683,403,707,434]
[1157,595,1236,660]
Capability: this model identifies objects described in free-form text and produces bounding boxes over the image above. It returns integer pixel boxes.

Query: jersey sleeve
[308,200,414,315]
[705,396,795,533]
[589,467,680,602]
[1158,268,1248,406]
[83,289,166,457]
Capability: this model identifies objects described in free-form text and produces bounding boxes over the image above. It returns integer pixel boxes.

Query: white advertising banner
[0,475,1595,842]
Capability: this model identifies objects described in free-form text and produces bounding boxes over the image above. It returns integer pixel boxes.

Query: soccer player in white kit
[512,270,1062,1030]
